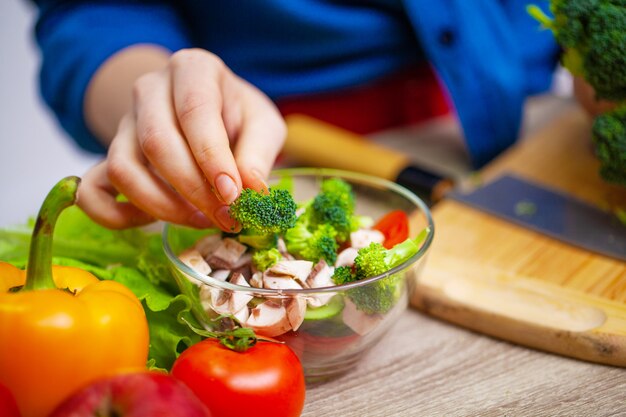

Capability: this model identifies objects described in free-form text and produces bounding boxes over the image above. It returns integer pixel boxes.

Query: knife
[284,114,454,204]
[284,115,626,261]
[449,174,626,262]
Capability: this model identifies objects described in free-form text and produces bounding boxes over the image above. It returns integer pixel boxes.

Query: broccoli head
[332,266,355,285]
[285,220,339,264]
[320,177,355,210]
[592,106,626,186]
[252,248,282,272]
[354,236,424,280]
[332,230,429,315]
[347,278,400,315]
[229,188,297,234]
[307,178,356,242]
[353,243,388,279]
[237,231,278,250]
[528,0,626,101]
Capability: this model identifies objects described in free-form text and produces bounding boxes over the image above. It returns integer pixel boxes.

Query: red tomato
[171,339,305,417]
[373,210,409,249]
[0,382,20,417]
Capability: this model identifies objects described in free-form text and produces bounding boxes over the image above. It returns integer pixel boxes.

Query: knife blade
[448,174,626,262]
[284,114,454,204]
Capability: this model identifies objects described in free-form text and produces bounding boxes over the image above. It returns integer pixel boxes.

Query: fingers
[233,80,286,193]
[79,115,214,229]
[170,49,242,205]
[80,48,286,231]
[107,115,217,228]
[132,69,240,231]
[78,160,155,229]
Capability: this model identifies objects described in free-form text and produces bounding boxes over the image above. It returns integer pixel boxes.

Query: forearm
[84,45,171,146]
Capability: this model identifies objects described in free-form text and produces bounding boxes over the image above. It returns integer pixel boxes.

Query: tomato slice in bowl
[373,210,409,249]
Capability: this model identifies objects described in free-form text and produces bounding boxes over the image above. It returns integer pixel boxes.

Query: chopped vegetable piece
[304,295,345,320]
[307,177,355,242]
[229,188,297,234]
[252,248,282,272]
[237,231,278,249]
[332,229,429,314]
[284,220,338,264]
[373,209,409,249]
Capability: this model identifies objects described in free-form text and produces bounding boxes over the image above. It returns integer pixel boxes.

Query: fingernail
[251,169,269,194]
[189,211,214,229]
[214,205,241,232]
[215,173,239,204]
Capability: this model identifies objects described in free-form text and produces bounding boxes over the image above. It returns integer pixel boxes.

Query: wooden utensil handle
[284,114,410,180]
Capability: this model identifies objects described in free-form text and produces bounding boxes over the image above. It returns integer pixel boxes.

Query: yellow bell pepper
[0,177,150,417]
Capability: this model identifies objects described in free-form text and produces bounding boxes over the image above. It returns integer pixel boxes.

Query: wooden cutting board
[411,107,626,366]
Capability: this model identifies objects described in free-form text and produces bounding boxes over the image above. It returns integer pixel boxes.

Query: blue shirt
[33,0,558,167]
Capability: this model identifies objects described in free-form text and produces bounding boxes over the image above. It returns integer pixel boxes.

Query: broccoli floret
[332,249,399,314]
[285,221,338,264]
[237,231,278,250]
[528,0,626,101]
[252,248,282,272]
[320,177,355,210]
[229,188,297,234]
[353,243,388,279]
[333,229,430,314]
[348,278,400,315]
[307,178,355,242]
[350,215,374,232]
[528,1,625,186]
[592,106,626,186]
[354,236,424,280]
[332,266,354,285]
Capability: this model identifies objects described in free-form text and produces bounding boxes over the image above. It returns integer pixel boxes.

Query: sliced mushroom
[245,301,292,337]
[233,305,250,323]
[204,271,229,309]
[210,269,231,282]
[285,297,307,331]
[350,229,385,249]
[342,298,383,335]
[229,273,254,314]
[335,247,359,267]
[270,260,313,286]
[199,285,232,316]
[249,272,263,289]
[232,252,252,269]
[263,272,303,291]
[208,238,247,269]
[277,237,295,260]
[193,234,222,258]
[179,248,212,279]
[306,260,335,307]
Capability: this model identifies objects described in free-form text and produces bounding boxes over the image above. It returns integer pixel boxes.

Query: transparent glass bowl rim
[162,167,434,295]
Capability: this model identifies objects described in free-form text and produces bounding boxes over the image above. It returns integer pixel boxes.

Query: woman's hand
[78,48,286,231]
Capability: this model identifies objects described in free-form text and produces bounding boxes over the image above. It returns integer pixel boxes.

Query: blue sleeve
[32,1,192,153]
[404,0,559,167]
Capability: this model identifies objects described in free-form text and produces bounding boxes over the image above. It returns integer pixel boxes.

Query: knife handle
[284,114,452,202]
[284,115,410,181]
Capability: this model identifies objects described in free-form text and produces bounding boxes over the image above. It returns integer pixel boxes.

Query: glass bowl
[162,168,434,383]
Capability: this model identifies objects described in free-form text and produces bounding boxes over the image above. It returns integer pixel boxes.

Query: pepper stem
[22,176,81,291]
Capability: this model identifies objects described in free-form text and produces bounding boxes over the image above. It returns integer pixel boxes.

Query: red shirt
[277,64,450,135]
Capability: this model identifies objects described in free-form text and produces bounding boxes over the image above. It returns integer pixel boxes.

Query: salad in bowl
[163,168,433,382]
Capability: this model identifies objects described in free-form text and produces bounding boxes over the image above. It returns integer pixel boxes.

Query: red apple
[0,382,20,417]
[49,372,211,417]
